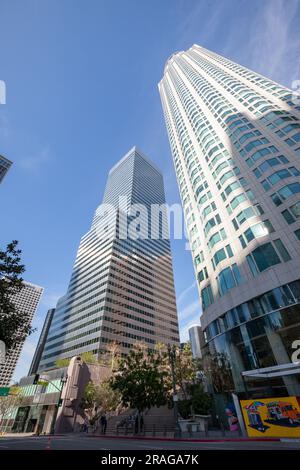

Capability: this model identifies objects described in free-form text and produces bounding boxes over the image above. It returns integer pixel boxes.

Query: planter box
[193,414,211,432]
[178,419,192,432]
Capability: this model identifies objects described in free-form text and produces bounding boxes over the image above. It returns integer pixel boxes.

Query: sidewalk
[2,431,299,444]
[87,433,281,442]
[0,432,35,438]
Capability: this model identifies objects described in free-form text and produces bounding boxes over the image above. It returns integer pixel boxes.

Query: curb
[86,434,280,443]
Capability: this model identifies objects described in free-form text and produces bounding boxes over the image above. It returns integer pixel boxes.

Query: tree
[0,387,23,432]
[155,342,201,400]
[202,352,234,393]
[98,341,121,370]
[81,351,97,364]
[80,382,99,423]
[55,358,70,368]
[110,347,170,426]
[81,380,121,425]
[0,241,30,350]
[173,343,200,399]
[190,384,212,415]
[178,383,212,418]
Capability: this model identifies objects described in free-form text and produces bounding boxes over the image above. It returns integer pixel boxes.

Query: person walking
[100,414,107,435]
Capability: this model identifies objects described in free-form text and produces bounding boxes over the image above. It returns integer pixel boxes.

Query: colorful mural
[241,396,300,437]
[225,402,239,431]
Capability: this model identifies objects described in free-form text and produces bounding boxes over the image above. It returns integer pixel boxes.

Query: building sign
[241,396,300,437]
[0,387,10,396]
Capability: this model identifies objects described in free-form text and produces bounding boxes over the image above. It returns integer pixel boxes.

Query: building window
[217,264,243,296]
[240,220,274,246]
[201,284,214,310]
[290,201,300,218]
[198,267,208,283]
[273,239,291,262]
[281,209,295,225]
[248,242,281,273]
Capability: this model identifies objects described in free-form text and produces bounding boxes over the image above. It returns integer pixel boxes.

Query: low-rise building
[1,356,110,434]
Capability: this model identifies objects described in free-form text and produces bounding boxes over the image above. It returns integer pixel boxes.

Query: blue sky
[0,0,300,382]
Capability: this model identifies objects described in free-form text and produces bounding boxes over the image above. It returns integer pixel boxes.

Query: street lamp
[167,344,181,438]
[51,373,68,434]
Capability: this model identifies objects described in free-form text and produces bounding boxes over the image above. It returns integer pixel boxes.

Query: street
[0,434,300,450]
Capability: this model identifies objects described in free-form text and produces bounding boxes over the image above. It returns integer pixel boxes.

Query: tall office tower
[28,308,55,375]
[37,147,179,372]
[0,282,43,386]
[159,45,300,395]
[0,155,12,183]
[188,325,204,359]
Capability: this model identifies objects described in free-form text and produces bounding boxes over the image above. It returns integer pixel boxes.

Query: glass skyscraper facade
[0,155,12,183]
[28,308,55,375]
[159,44,300,394]
[37,147,179,372]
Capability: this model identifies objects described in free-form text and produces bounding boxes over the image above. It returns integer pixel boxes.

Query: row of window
[271,182,300,206]
[204,279,300,341]
[201,238,292,311]
[261,166,300,191]
[217,263,243,296]
[212,244,234,269]
[253,155,289,178]
[244,145,279,167]
[204,213,222,235]
[201,201,217,221]
[246,239,291,276]
[208,228,227,249]
[232,204,264,230]
[281,201,300,224]
[239,220,274,248]
[221,177,248,201]
[226,189,255,214]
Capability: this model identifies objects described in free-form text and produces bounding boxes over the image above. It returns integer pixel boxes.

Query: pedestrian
[100,413,107,434]
[83,419,89,433]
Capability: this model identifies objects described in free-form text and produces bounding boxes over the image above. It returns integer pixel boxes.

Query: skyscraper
[159,45,300,394]
[37,147,179,372]
[0,155,12,183]
[0,281,43,386]
[188,325,204,359]
[28,308,55,375]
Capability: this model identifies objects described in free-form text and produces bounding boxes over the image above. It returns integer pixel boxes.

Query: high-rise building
[188,325,204,359]
[0,282,43,386]
[28,308,55,375]
[0,155,12,183]
[159,44,300,394]
[37,147,179,372]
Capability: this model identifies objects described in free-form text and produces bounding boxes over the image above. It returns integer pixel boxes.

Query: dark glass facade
[204,280,300,395]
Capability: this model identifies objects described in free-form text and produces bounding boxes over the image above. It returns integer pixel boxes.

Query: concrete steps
[103,406,176,437]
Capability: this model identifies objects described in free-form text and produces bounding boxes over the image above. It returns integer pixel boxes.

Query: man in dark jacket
[100,414,107,434]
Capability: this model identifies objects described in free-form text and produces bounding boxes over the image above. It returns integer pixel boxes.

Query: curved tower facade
[159,44,300,394]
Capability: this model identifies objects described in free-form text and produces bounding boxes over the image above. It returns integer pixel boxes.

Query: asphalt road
[0,435,300,450]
